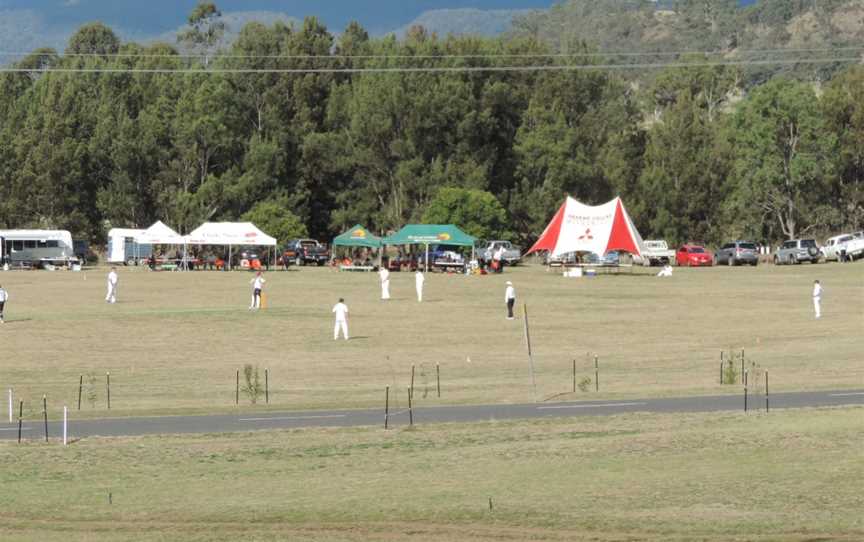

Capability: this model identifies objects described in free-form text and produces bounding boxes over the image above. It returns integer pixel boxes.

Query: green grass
[1,407,862,540]
[0,262,861,417]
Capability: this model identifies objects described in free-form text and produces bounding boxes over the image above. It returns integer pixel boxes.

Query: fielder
[105,267,118,303]
[813,279,822,319]
[249,271,266,310]
[0,284,8,324]
[415,269,425,302]
[332,298,349,340]
[379,266,390,300]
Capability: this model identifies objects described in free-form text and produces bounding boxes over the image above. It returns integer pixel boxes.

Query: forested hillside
[0,1,862,248]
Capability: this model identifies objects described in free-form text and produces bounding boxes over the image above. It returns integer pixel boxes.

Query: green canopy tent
[382,224,477,272]
[332,225,382,249]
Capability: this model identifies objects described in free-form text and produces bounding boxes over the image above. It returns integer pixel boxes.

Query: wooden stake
[77,375,83,411]
[42,395,48,442]
[436,363,440,398]
[522,304,537,401]
[384,386,390,430]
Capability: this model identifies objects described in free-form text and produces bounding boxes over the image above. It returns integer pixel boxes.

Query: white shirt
[0,288,8,302]
[415,272,425,286]
[332,302,349,321]
[813,283,822,298]
[505,285,515,302]
[494,247,504,261]
[107,271,118,286]
[379,268,390,282]
[251,276,265,290]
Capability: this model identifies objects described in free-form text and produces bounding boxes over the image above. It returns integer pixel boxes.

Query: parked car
[584,251,621,266]
[676,244,713,267]
[640,240,675,266]
[774,239,821,265]
[821,234,854,262]
[280,239,329,267]
[839,231,864,261]
[714,241,759,266]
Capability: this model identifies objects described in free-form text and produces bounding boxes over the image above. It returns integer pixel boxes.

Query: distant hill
[392,8,535,39]
[511,0,864,82]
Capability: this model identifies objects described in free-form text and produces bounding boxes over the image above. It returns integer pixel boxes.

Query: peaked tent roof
[527,196,645,258]
[137,221,186,245]
[382,224,476,247]
[185,222,276,246]
[333,225,382,248]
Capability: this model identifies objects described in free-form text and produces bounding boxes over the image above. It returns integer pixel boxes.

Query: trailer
[107,228,153,265]
[0,230,79,269]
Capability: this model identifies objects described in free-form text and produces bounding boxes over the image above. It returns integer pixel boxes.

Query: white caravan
[0,230,78,268]
[106,228,152,265]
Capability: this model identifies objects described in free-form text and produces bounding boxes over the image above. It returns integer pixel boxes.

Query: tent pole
[229,245,232,271]
[425,244,429,273]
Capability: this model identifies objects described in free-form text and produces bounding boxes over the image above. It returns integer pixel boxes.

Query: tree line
[0,6,861,249]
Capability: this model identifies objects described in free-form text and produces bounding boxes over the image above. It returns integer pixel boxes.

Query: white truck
[837,231,864,261]
[640,240,675,266]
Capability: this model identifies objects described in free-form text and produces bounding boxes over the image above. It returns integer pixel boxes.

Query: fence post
[408,387,414,427]
[106,372,111,410]
[384,386,390,430]
[594,355,599,392]
[265,368,269,405]
[17,400,23,443]
[77,376,83,411]
[42,395,48,442]
[436,363,441,398]
[235,370,239,405]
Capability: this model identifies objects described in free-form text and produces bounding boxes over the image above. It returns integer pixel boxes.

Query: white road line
[0,427,30,432]
[239,414,347,422]
[829,392,864,397]
[537,402,648,410]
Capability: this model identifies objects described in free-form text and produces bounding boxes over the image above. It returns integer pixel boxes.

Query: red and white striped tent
[526,196,645,258]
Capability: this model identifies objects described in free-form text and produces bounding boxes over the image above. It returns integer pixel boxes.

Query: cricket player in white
[657,264,673,277]
[415,270,425,302]
[379,267,390,300]
[505,281,516,320]
[0,284,8,323]
[105,267,118,303]
[249,271,266,310]
[813,280,822,319]
[332,298,349,340]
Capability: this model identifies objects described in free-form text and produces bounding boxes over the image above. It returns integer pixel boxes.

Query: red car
[676,244,713,267]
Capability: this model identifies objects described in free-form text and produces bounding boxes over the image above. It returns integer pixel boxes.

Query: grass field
[0,262,861,417]
[1,407,862,541]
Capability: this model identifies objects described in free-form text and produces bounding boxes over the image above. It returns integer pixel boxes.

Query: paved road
[2,389,863,441]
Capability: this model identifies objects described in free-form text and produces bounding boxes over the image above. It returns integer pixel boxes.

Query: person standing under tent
[105,267,119,304]
[415,269,425,302]
[249,271,266,310]
[0,284,8,324]
[332,297,349,340]
[812,279,823,319]
[379,266,391,300]
[505,280,516,320]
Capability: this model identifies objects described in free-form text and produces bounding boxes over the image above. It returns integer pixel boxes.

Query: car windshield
[689,247,705,253]
[801,239,817,248]
[739,243,757,250]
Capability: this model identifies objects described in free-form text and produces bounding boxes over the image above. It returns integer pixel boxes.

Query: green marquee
[382,224,476,247]
[332,225,382,248]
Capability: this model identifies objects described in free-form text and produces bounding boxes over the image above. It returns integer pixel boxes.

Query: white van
[107,228,152,265]
[0,230,78,268]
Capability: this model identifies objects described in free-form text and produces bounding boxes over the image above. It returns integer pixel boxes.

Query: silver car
[714,241,759,266]
[774,239,821,265]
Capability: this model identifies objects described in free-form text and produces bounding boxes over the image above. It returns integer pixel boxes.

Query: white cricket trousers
[416,284,423,302]
[106,284,117,303]
[334,319,349,340]
[381,281,390,300]
[814,297,821,319]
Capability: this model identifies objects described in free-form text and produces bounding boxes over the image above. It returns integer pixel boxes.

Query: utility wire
[0,57,858,74]
[0,46,861,61]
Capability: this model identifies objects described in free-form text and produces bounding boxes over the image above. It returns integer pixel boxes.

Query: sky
[0,0,554,36]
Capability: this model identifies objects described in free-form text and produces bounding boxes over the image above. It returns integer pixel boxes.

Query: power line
[0,57,858,74]
[0,46,861,61]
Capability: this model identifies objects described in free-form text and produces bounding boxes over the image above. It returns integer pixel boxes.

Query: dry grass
[0,262,861,417]
[0,407,862,541]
